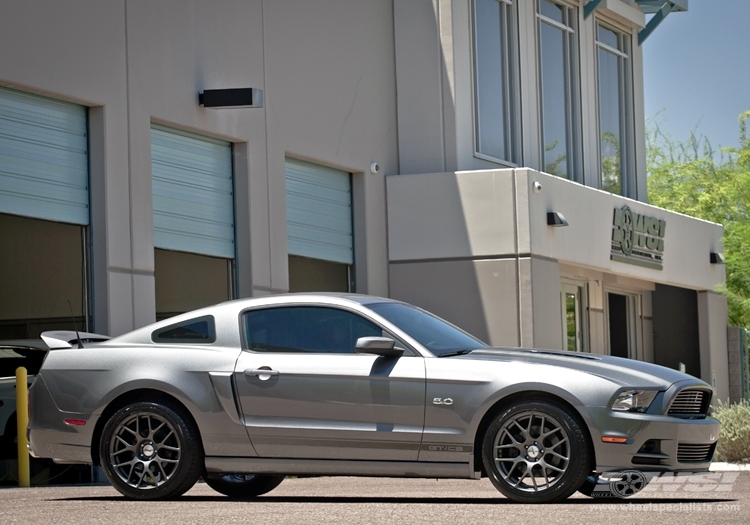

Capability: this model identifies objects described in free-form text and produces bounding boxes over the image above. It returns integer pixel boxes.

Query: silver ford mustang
[27,294,719,503]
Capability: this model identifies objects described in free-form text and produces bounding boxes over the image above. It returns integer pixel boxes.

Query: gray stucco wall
[1,0,396,335]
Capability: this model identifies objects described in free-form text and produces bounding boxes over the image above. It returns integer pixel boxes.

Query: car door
[234,305,426,461]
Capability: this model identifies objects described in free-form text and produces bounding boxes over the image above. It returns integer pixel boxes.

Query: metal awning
[584,0,688,45]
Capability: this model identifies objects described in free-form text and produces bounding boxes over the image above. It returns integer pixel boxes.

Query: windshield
[368,302,488,356]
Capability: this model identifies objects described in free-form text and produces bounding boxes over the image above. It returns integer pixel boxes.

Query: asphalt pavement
[1,473,747,525]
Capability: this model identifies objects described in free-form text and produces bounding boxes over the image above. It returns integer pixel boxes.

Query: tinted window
[244,306,383,354]
[152,316,216,344]
[368,302,487,356]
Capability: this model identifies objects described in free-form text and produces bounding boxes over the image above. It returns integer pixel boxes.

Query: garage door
[286,158,352,265]
[151,125,235,259]
[0,86,89,225]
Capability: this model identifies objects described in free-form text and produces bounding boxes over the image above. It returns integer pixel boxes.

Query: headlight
[611,390,659,412]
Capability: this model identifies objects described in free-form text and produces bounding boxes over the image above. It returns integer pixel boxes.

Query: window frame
[535,0,582,181]
[471,0,522,166]
[151,315,217,344]
[239,304,417,357]
[594,20,635,197]
[560,281,588,353]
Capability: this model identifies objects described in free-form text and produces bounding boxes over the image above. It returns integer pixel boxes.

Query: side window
[244,306,383,354]
[152,315,216,343]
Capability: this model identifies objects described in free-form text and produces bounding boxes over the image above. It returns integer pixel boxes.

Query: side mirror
[355,337,403,358]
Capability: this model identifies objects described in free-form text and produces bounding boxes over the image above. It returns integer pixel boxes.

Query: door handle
[244,368,279,380]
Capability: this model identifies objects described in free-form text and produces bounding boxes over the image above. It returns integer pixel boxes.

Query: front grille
[677,443,716,463]
[668,389,710,417]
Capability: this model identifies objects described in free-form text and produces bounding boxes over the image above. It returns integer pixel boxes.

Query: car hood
[465,347,702,389]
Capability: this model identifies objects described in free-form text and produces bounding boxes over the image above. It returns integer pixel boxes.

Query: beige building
[0,1,729,399]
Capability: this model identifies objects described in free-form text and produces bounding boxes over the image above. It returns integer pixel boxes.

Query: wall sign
[611,205,665,270]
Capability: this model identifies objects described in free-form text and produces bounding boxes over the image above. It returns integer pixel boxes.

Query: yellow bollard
[16,367,30,487]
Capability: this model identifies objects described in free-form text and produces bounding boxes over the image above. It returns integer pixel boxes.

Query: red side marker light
[64,419,86,426]
[601,436,628,444]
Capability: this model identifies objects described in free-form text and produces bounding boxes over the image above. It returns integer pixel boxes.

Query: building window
[537,0,580,179]
[561,282,587,352]
[472,0,520,165]
[596,22,633,195]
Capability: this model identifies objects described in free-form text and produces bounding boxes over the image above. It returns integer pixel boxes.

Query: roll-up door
[0,86,89,225]
[286,158,352,265]
[151,125,234,259]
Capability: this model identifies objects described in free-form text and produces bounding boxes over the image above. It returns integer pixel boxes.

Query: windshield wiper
[436,349,474,358]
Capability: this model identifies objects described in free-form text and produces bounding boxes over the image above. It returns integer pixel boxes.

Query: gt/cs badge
[433,397,453,405]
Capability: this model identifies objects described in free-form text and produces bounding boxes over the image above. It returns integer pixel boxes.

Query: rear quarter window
[151,316,216,344]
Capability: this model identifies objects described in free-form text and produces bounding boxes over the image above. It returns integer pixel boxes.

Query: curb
[710,462,750,471]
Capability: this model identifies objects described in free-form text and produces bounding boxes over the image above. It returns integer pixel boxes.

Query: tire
[204,473,285,498]
[99,400,203,500]
[578,470,650,498]
[482,400,591,503]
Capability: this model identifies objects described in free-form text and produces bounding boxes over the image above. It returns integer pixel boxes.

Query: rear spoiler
[40,331,111,350]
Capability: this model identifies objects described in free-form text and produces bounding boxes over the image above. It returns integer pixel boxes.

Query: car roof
[104,293,404,346]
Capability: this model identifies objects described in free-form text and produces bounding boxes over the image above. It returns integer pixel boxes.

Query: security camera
[532,181,542,193]
[370,162,381,174]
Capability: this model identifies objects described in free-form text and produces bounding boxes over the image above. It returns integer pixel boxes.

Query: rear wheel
[99,401,203,500]
[482,400,591,503]
[204,473,285,498]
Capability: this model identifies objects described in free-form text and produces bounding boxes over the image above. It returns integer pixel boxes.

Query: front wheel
[204,473,285,498]
[482,400,591,503]
[99,400,203,500]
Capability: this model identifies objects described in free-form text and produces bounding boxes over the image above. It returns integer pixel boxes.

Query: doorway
[607,291,639,359]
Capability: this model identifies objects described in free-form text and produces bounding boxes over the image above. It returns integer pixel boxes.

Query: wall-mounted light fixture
[710,252,725,264]
[199,88,263,109]
[547,211,568,227]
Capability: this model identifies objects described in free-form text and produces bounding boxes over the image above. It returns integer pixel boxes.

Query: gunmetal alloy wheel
[100,401,203,500]
[482,400,591,503]
[204,473,285,498]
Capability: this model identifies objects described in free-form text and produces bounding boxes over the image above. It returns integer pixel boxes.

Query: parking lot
[0,473,747,525]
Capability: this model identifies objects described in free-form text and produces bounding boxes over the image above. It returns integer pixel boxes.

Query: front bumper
[589,406,720,473]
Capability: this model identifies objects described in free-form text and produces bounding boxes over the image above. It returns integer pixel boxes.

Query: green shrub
[711,400,750,463]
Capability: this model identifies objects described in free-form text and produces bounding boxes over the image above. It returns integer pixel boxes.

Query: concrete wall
[388,169,725,291]
[520,170,726,291]
[698,291,730,402]
[390,258,520,346]
[263,0,396,297]
[388,169,728,390]
[1,0,395,335]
